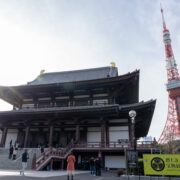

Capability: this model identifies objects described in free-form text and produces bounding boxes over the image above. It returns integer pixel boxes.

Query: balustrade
[23,98,115,110]
[35,140,155,170]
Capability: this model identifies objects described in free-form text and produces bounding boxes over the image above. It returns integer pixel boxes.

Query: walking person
[89,157,95,175]
[67,152,76,180]
[20,149,29,176]
[12,146,17,160]
[98,157,102,176]
[95,157,101,176]
[9,145,13,159]
[40,145,44,154]
[9,139,12,148]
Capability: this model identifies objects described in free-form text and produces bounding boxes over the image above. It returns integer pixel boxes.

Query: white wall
[109,126,129,142]
[105,156,125,168]
[109,119,128,123]
[5,129,18,148]
[0,130,2,143]
[87,127,101,142]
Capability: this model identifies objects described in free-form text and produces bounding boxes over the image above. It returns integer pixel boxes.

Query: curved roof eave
[0,70,139,106]
[0,99,156,139]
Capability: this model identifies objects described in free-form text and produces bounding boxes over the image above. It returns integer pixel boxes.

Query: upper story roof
[28,66,118,85]
[0,67,139,107]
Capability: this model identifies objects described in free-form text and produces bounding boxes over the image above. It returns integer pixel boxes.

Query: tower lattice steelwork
[158,7,180,144]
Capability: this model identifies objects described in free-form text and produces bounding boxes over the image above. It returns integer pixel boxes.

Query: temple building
[0,65,156,170]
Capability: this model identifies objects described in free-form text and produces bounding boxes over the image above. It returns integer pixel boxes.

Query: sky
[0,0,179,140]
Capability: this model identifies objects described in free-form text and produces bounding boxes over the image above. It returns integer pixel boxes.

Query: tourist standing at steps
[41,145,44,153]
[20,149,29,176]
[67,152,76,180]
[9,145,13,159]
[89,157,95,175]
[12,146,17,160]
[9,139,12,148]
[95,157,101,176]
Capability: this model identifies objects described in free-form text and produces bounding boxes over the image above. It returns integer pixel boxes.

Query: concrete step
[0,148,41,170]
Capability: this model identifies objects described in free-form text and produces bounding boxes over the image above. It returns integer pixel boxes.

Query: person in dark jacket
[89,157,95,175]
[95,158,101,176]
[41,146,44,153]
[20,149,29,176]
[9,145,13,159]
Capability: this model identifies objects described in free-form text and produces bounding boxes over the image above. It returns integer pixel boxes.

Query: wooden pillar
[61,159,64,169]
[0,127,7,147]
[98,151,104,170]
[101,123,105,148]
[24,126,30,148]
[106,126,109,147]
[49,125,54,147]
[75,124,80,142]
[32,153,36,170]
[50,94,56,107]
[69,94,74,106]
[33,98,38,108]
[89,91,93,105]
[50,159,53,170]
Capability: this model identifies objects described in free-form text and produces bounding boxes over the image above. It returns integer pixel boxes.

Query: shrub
[117,169,124,176]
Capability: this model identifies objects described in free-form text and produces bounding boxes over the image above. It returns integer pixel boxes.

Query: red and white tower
[158,6,180,144]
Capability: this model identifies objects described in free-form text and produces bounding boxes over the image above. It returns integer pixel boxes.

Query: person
[89,157,95,175]
[20,149,29,176]
[9,140,12,147]
[9,145,13,159]
[67,152,76,180]
[95,157,101,176]
[12,146,17,160]
[41,145,44,153]
[15,142,19,150]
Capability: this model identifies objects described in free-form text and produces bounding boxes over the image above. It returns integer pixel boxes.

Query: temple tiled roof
[0,100,154,114]
[28,66,118,85]
[0,100,156,138]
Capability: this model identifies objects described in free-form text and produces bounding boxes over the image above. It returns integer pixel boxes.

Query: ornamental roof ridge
[27,66,119,85]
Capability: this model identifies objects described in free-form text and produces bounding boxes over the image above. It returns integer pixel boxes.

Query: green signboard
[143,154,180,176]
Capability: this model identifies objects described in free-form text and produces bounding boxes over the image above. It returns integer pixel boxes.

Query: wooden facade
[0,66,156,170]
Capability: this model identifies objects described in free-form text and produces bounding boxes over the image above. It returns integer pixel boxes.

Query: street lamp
[129,110,136,151]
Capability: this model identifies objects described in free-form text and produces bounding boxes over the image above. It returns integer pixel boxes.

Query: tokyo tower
[158,6,180,144]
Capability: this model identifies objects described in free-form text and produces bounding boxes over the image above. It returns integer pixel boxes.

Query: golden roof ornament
[40,69,45,75]
[110,62,116,67]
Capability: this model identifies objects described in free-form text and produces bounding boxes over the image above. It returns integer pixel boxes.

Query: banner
[143,154,180,176]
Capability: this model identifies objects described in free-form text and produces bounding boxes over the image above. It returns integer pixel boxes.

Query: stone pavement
[0,170,179,180]
[0,170,119,180]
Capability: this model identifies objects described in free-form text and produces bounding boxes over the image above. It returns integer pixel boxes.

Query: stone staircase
[35,142,74,170]
[0,148,41,170]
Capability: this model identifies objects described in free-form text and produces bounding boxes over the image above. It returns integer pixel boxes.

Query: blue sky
[0,0,180,139]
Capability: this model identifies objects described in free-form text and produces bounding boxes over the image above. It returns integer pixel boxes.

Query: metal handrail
[35,140,155,170]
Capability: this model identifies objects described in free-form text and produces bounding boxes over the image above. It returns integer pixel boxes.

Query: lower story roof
[0,100,156,138]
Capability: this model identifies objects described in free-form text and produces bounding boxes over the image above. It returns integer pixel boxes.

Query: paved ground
[0,170,179,180]
[0,170,120,180]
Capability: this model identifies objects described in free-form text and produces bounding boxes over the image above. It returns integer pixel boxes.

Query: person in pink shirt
[67,152,76,180]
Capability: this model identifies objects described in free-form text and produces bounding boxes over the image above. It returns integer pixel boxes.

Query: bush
[117,169,124,176]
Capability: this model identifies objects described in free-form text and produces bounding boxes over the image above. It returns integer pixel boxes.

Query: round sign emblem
[151,157,165,171]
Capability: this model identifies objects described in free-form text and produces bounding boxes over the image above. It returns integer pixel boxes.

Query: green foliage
[117,169,124,176]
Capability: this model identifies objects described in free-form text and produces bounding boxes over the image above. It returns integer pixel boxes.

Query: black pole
[132,119,136,151]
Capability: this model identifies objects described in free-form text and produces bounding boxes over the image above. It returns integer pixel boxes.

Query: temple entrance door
[66,131,75,145]
[53,131,60,147]
[29,131,46,147]
[17,130,25,148]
